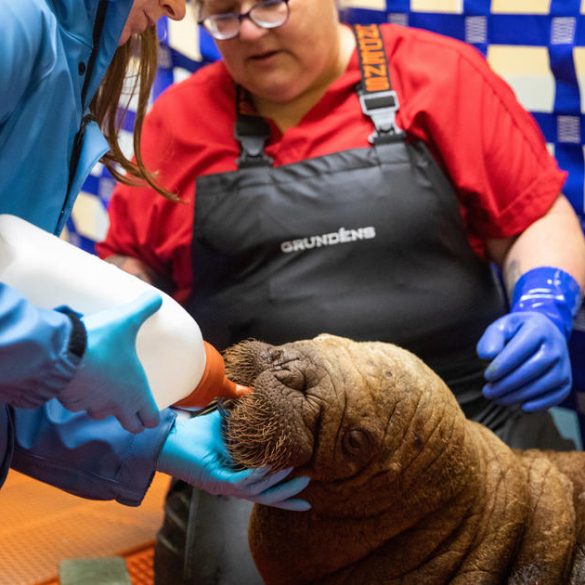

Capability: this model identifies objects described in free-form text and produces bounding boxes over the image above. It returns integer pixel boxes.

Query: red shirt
[98,24,566,304]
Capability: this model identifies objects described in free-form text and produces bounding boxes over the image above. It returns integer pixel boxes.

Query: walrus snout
[224,341,322,471]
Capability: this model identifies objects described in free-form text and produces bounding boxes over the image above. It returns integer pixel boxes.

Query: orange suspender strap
[353,24,403,143]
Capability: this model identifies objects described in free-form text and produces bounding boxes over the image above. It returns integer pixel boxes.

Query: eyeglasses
[198,0,290,41]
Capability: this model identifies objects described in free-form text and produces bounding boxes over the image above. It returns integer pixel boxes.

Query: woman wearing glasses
[99,0,585,581]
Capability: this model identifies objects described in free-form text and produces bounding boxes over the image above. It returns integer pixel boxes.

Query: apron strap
[233,24,401,163]
[353,24,403,144]
[234,86,274,169]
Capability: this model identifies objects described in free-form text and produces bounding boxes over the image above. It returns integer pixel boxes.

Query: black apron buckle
[358,89,403,144]
[235,114,274,168]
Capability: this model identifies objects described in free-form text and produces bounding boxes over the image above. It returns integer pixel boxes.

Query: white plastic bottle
[0,214,246,409]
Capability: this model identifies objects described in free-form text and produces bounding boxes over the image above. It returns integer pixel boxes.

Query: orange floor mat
[126,546,155,585]
[0,470,170,585]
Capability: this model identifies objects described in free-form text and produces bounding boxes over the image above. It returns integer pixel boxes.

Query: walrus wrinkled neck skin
[223,335,581,585]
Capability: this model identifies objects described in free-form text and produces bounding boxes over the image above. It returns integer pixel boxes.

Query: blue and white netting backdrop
[72,0,585,439]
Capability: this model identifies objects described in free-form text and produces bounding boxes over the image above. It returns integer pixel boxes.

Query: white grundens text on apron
[280,226,377,254]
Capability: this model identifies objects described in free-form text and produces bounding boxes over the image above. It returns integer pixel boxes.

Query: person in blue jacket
[0,0,310,511]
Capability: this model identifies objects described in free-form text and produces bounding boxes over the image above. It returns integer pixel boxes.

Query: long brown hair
[90,28,179,201]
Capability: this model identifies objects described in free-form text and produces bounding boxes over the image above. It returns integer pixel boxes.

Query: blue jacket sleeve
[10,401,177,506]
[0,283,80,407]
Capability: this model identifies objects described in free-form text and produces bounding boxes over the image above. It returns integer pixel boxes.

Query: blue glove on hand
[58,291,162,434]
[477,267,582,412]
[157,410,312,512]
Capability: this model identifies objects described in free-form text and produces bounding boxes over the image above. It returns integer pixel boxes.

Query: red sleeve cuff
[471,169,567,239]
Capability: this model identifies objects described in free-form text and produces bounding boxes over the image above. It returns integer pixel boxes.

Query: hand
[58,291,162,434]
[157,411,311,511]
[477,311,572,412]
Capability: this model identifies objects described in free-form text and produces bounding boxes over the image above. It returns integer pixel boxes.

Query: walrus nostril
[342,428,373,458]
[273,366,307,392]
[263,348,285,363]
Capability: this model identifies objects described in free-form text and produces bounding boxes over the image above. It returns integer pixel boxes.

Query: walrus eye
[342,428,372,458]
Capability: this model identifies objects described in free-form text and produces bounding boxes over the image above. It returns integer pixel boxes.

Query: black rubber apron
[155,25,573,585]
[187,50,508,429]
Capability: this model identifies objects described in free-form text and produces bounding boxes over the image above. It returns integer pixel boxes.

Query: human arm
[485,195,585,296]
[0,277,163,433]
[96,179,193,304]
[11,402,177,505]
[105,255,175,295]
[394,33,585,410]
[0,283,80,408]
[12,404,310,510]
[478,195,585,410]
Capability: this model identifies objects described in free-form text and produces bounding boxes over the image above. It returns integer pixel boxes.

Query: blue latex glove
[477,267,582,412]
[58,291,162,434]
[157,410,312,512]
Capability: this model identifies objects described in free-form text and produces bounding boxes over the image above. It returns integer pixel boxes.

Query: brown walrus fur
[222,334,585,585]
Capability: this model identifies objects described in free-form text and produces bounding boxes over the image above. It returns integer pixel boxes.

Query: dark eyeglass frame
[198,0,291,41]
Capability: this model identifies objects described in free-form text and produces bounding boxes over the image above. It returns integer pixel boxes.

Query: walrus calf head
[224,334,473,501]
[221,335,584,585]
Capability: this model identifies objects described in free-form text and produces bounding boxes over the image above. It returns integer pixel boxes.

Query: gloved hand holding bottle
[477,267,582,411]
[157,410,312,511]
[58,290,162,434]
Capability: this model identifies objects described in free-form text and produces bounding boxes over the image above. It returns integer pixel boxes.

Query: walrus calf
[222,334,585,585]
